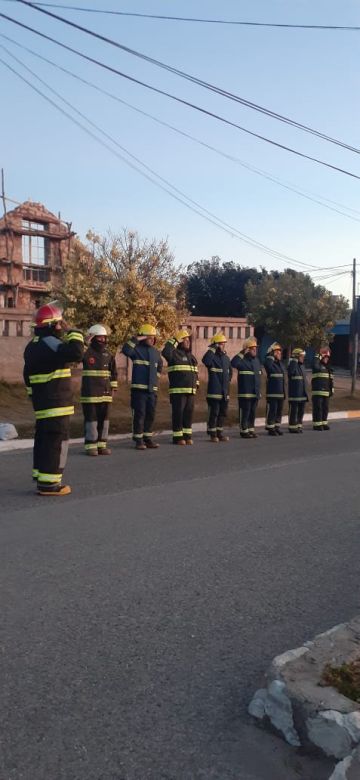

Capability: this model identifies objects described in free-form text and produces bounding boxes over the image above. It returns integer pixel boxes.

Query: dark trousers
[312,396,329,427]
[289,401,306,429]
[207,398,228,436]
[33,416,70,490]
[239,398,258,433]
[131,390,157,441]
[170,394,195,441]
[266,398,284,429]
[82,402,110,450]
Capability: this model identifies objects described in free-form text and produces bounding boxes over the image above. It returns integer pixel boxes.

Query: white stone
[344,711,360,743]
[264,680,301,747]
[248,689,267,719]
[0,423,18,440]
[328,754,354,780]
[270,645,309,675]
[307,711,353,759]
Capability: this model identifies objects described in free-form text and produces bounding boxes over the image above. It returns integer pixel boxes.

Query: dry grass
[1,374,360,438]
[322,660,360,702]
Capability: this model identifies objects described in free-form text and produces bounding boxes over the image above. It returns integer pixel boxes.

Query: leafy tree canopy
[185,256,264,317]
[245,268,349,348]
[53,229,187,347]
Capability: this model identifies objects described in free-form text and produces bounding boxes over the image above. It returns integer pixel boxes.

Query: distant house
[0,200,74,381]
[330,318,350,369]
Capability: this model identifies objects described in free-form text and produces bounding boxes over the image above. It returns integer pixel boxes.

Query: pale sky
[1,0,359,303]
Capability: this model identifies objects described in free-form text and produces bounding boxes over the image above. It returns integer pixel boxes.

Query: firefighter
[23,302,84,496]
[202,332,232,442]
[122,324,163,450]
[264,342,286,436]
[80,324,118,456]
[312,346,334,431]
[162,329,198,445]
[231,337,262,439]
[288,347,308,433]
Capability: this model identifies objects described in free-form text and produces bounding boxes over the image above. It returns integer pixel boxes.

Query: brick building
[0,200,74,380]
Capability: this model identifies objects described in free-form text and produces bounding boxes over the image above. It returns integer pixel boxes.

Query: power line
[3,35,360,223]
[3,1,360,30]
[13,0,360,156]
[0,49,324,270]
[2,32,359,225]
[2,13,360,183]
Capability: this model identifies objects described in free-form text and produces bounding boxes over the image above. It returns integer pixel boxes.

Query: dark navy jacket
[81,341,118,404]
[23,328,84,420]
[162,338,198,395]
[311,356,334,398]
[122,337,163,394]
[264,355,286,400]
[288,358,308,402]
[202,346,232,400]
[231,352,262,400]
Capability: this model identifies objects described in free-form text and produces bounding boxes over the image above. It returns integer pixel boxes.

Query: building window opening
[229,327,233,339]
[245,326,251,338]
[6,296,14,308]
[22,221,47,266]
[204,327,208,339]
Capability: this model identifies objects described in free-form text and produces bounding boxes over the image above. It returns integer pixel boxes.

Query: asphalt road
[2,421,360,780]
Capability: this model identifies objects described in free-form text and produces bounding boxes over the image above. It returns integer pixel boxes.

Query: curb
[1,410,360,454]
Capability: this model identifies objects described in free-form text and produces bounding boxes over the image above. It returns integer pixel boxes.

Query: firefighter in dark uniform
[162,329,198,445]
[80,324,118,456]
[312,346,334,430]
[231,337,261,439]
[122,324,163,450]
[288,347,308,433]
[23,302,84,496]
[264,342,286,436]
[202,332,232,442]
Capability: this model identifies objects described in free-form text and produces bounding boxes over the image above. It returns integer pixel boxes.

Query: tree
[184,257,264,316]
[245,269,349,348]
[53,230,187,346]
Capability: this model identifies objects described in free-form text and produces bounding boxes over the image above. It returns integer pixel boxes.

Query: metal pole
[351,257,358,396]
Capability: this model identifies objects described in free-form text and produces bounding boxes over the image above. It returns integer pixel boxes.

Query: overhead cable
[3,1,360,30]
[0,50,324,270]
[13,0,360,156]
[2,32,359,224]
[2,12,360,182]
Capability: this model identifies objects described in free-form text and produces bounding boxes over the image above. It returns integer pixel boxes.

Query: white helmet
[87,324,108,339]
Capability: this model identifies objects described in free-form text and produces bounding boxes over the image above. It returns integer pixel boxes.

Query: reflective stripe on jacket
[202,347,232,400]
[311,356,334,398]
[264,355,286,399]
[81,342,118,403]
[288,358,308,402]
[122,337,163,393]
[231,351,262,399]
[23,329,84,419]
[162,338,198,395]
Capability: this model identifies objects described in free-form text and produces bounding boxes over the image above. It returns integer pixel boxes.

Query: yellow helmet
[138,323,157,337]
[175,329,190,342]
[268,342,282,354]
[211,332,227,345]
[243,337,257,350]
[292,347,305,358]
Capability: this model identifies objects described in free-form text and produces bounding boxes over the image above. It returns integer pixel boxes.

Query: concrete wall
[0,336,29,382]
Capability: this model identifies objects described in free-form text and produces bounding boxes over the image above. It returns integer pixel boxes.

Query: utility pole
[351,257,358,396]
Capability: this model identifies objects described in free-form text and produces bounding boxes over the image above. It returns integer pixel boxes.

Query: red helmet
[35,303,63,328]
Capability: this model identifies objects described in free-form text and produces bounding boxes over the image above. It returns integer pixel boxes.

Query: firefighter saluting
[23,302,84,496]
[80,324,118,456]
[288,347,308,433]
[264,342,286,436]
[231,337,261,439]
[162,329,198,445]
[122,324,163,450]
[312,346,334,431]
[202,332,232,442]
